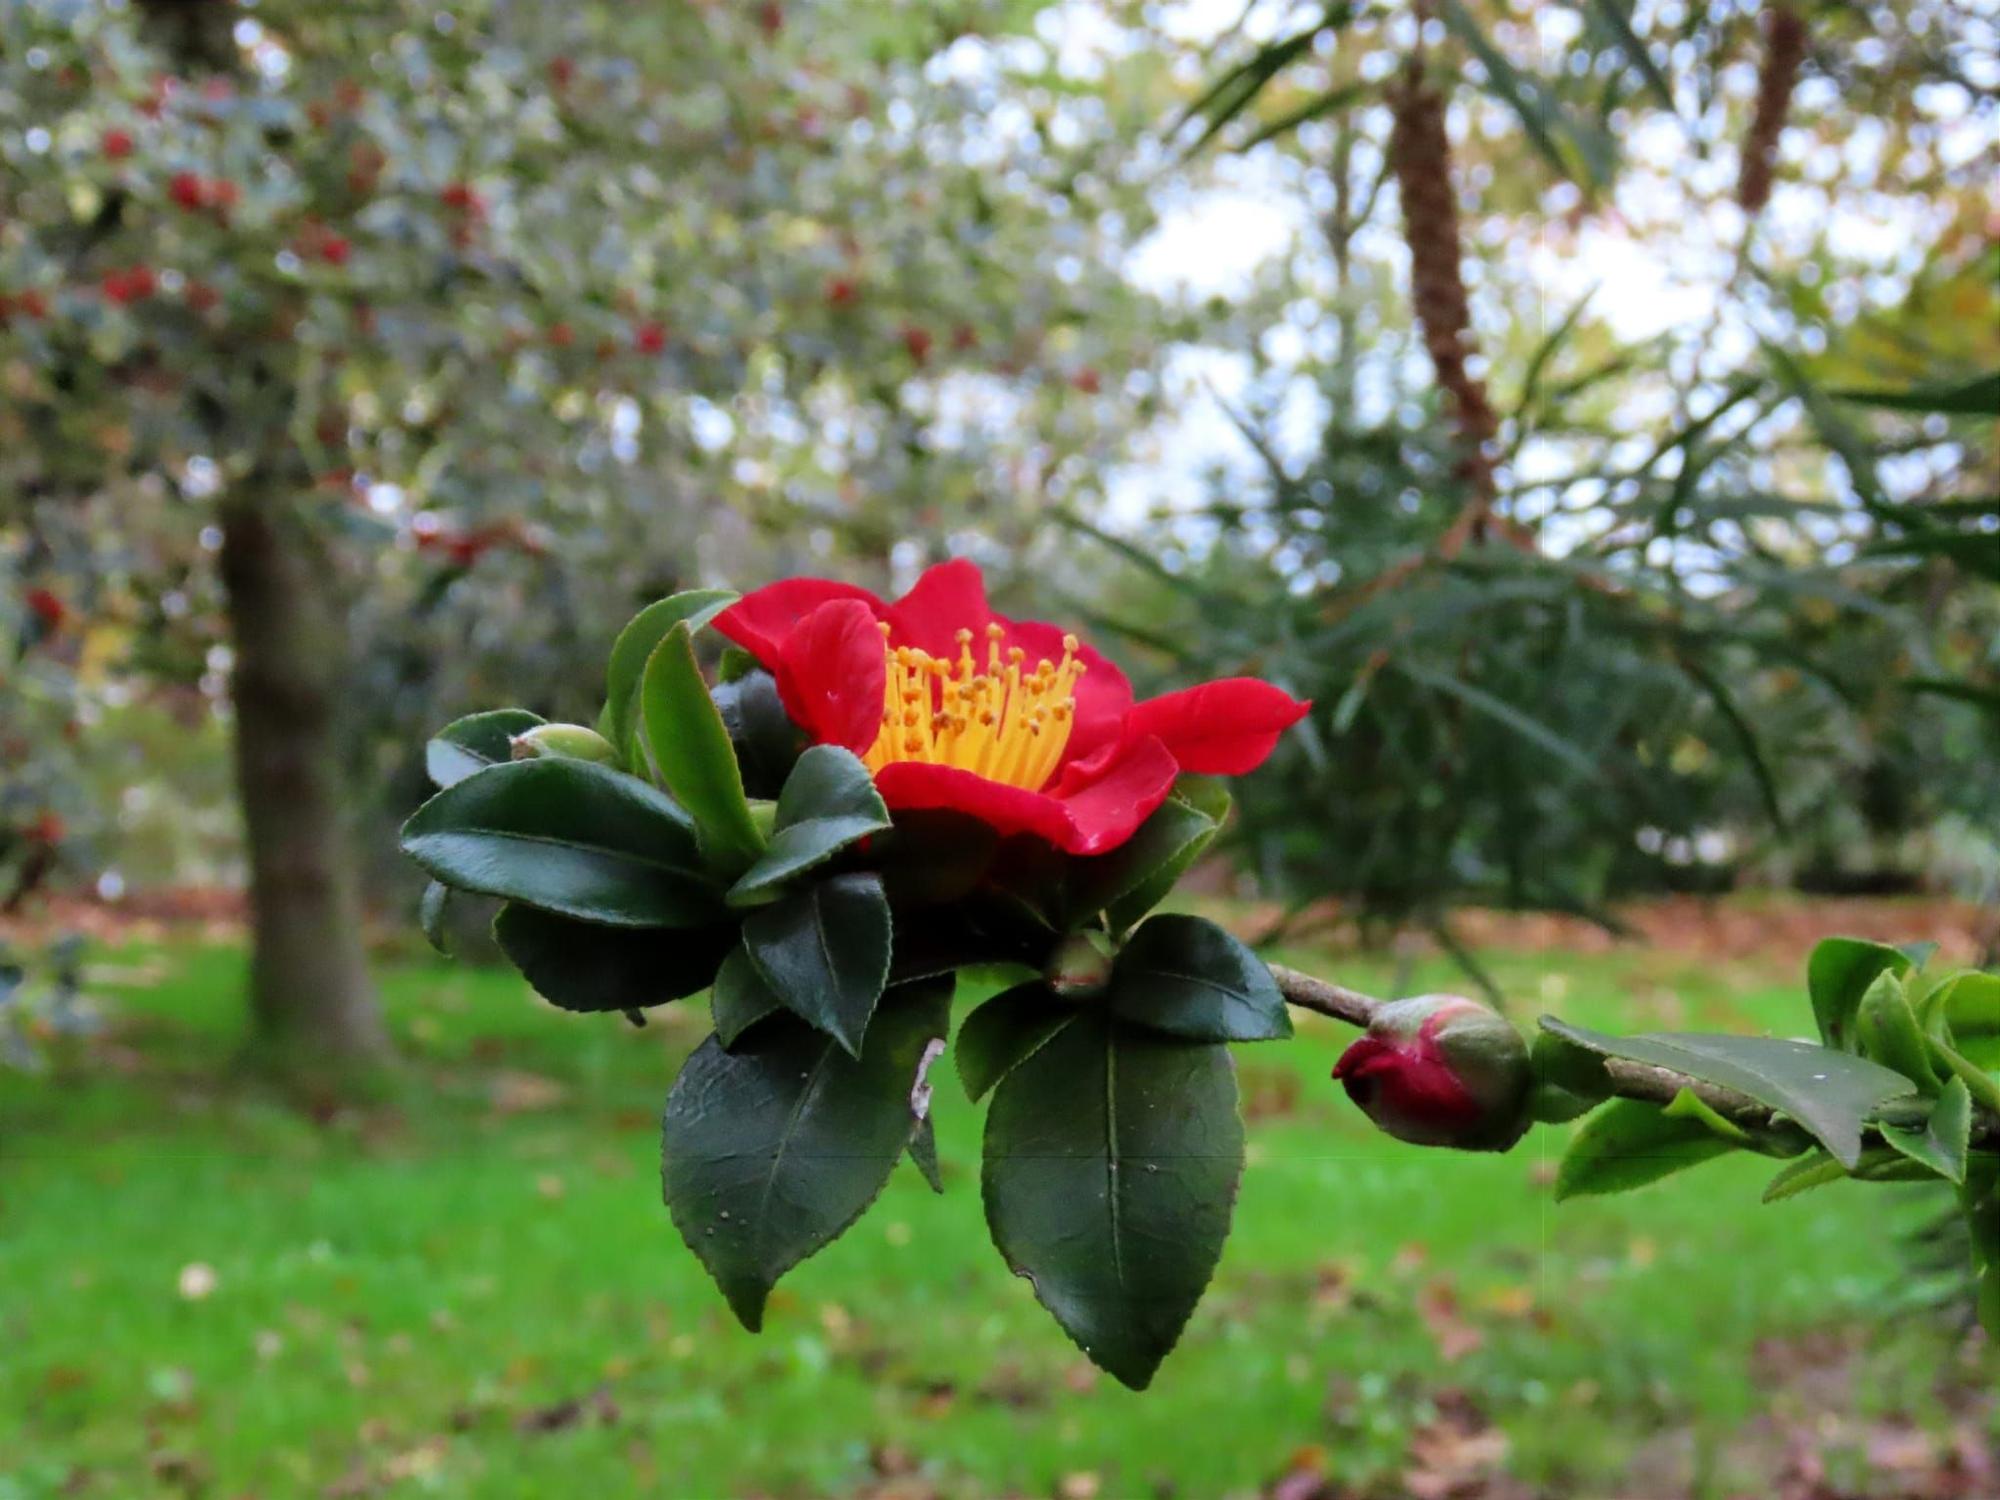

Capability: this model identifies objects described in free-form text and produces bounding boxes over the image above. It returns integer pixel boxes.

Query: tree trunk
[219,490,389,1086]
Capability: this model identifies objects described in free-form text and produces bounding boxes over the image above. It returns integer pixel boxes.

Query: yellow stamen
[863,622,1083,791]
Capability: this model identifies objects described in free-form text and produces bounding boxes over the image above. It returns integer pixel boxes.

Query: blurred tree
[1058,0,1999,967]
[0,0,1170,1084]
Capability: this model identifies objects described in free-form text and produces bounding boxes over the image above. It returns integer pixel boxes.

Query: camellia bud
[1331,994,1532,1152]
[509,723,617,764]
[1043,931,1114,1000]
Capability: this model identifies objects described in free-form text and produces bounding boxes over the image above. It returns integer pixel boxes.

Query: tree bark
[219,489,388,1085]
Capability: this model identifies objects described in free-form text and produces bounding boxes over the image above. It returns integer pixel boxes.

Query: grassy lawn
[1,929,1990,1498]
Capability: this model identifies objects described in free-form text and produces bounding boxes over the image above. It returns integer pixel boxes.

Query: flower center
[862,622,1086,792]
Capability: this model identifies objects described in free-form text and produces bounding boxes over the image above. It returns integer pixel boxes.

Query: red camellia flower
[169,171,207,210]
[714,560,1309,855]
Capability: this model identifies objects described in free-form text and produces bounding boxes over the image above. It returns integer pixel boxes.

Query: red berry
[549,56,576,89]
[103,128,135,160]
[210,179,240,212]
[951,324,978,352]
[27,812,65,845]
[185,281,220,312]
[101,268,155,304]
[634,321,667,355]
[169,172,206,210]
[17,289,49,320]
[901,325,933,364]
[320,236,351,266]
[1072,368,1102,395]
[825,275,858,309]
[548,322,574,348]
[26,588,67,628]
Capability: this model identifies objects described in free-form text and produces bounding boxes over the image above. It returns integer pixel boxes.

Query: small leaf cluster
[1536,936,2000,1332]
[403,590,1290,1388]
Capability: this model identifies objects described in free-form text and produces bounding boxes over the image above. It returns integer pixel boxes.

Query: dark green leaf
[1440,0,1597,187]
[742,872,893,1057]
[908,1116,943,1193]
[982,1013,1242,1390]
[873,808,1003,909]
[1539,1018,1913,1168]
[401,759,720,928]
[710,947,783,1049]
[600,589,738,765]
[662,978,953,1330]
[1106,914,1291,1043]
[1586,0,1676,110]
[493,904,732,1012]
[419,881,452,956]
[426,709,545,788]
[956,982,1080,1102]
[710,669,807,799]
[1237,81,1373,150]
[1881,1077,1973,1185]
[1066,792,1222,935]
[643,622,764,872]
[1806,936,1912,1051]
[1830,370,1999,415]
[729,746,891,908]
[1175,17,1333,155]
[1556,1098,1738,1200]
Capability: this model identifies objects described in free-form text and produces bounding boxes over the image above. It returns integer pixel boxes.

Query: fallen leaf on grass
[489,1070,566,1114]
[1416,1282,1484,1364]
[516,1385,619,1434]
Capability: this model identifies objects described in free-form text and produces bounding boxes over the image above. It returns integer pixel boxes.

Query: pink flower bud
[1332,994,1530,1152]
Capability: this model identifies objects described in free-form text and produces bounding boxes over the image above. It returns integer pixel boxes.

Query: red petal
[886,559,991,658]
[775,599,886,754]
[1124,678,1310,775]
[716,576,882,666]
[874,734,1175,856]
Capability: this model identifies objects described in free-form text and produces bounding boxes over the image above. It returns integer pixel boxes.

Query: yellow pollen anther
[862,620,1085,790]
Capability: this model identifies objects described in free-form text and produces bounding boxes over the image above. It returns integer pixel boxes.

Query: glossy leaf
[1106,914,1291,1043]
[426,709,545,788]
[600,589,739,765]
[1539,1018,1912,1168]
[908,1117,943,1194]
[710,947,783,1049]
[642,621,764,872]
[1065,788,1223,935]
[742,872,893,1057]
[401,759,720,928]
[982,1012,1242,1390]
[494,903,732,1012]
[728,746,891,908]
[419,881,452,956]
[1806,936,1912,1051]
[1856,971,1942,1091]
[662,978,952,1330]
[710,669,807,799]
[1555,1098,1738,1200]
[1881,1077,1973,1184]
[1923,971,2000,1070]
[955,982,1080,1102]
[1762,1149,1847,1204]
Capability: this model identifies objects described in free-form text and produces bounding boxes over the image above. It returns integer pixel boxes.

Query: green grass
[1,933,1988,1498]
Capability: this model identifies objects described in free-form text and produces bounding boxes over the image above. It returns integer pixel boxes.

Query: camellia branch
[1269,963,1999,1145]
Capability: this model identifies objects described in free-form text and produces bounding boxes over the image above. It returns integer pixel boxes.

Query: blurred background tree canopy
[3,0,1995,1068]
